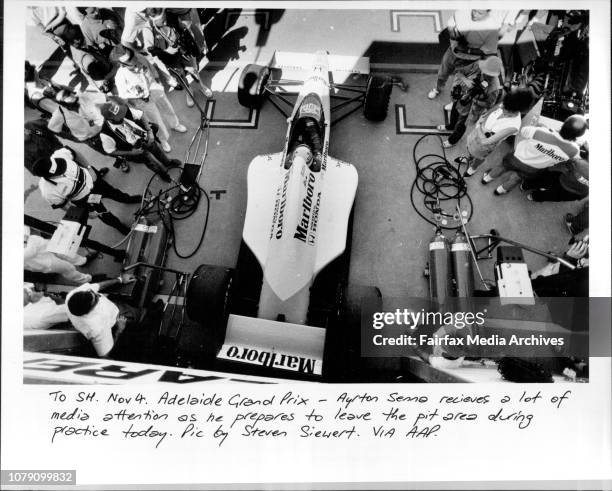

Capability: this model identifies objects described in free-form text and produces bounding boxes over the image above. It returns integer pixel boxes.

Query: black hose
[136,166,210,260]
[410,134,473,229]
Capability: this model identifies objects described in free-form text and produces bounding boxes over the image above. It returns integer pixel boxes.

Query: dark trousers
[128,142,177,177]
[73,170,136,235]
[446,103,468,144]
[523,174,584,202]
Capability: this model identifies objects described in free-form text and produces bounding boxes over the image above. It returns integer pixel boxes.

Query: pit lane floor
[23,8,582,308]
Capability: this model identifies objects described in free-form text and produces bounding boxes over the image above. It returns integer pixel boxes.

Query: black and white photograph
[3,1,611,489]
[21,5,596,384]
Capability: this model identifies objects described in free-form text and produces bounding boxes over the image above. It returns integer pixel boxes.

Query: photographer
[437,56,503,148]
[113,46,188,153]
[428,10,511,100]
[91,97,181,181]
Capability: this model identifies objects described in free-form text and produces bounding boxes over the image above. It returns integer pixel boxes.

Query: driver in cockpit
[285,95,323,171]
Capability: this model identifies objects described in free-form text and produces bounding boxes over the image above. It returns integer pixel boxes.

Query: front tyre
[363,74,392,121]
[237,64,270,108]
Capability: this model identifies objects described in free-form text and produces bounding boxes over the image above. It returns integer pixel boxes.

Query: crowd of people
[431,9,589,206]
[24,7,213,357]
[429,10,589,296]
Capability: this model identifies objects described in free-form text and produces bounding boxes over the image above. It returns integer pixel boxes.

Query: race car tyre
[186,264,234,350]
[343,284,383,331]
[363,74,392,121]
[238,64,270,108]
[324,284,382,381]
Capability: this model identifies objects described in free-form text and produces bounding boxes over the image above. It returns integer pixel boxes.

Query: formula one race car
[183,51,389,381]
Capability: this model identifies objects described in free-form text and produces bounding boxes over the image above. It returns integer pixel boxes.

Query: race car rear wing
[217,314,326,377]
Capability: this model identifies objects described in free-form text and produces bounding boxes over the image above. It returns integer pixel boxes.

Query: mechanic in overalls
[284,95,324,171]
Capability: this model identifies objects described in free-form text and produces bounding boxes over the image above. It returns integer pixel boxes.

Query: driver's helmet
[292,144,313,168]
[298,94,322,122]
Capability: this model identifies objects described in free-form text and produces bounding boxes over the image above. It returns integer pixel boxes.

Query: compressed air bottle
[428,229,452,305]
[451,231,474,298]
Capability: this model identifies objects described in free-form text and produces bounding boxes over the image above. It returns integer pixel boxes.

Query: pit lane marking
[204,99,259,129]
[390,10,443,33]
[395,104,451,135]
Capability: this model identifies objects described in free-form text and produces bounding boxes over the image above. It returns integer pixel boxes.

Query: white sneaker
[203,86,213,98]
[186,94,195,107]
[444,102,453,111]
[428,88,440,99]
[482,172,493,184]
[161,141,172,153]
[494,185,508,195]
[442,140,453,148]
[173,124,187,133]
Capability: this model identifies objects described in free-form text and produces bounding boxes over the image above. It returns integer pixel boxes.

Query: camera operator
[428,10,511,100]
[437,56,503,148]
[32,148,141,235]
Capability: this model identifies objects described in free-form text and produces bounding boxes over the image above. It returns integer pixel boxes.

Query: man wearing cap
[32,147,141,235]
[428,9,511,99]
[114,46,187,153]
[65,275,136,357]
[438,56,503,148]
[93,98,181,181]
[24,226,92,285]
[483,115,587,195]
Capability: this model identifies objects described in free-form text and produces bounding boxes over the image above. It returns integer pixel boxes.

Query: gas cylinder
[428,229,452,305]
[451,230,474,298]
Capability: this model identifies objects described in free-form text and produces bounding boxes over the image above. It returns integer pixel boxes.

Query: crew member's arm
[44,7,67,32]
[481,126,517,146]
[96,273,137,292]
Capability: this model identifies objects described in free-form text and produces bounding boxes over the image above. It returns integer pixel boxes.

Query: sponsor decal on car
[294,172,318,245]
[272,171,291,239]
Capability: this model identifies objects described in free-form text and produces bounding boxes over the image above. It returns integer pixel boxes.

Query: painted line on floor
[390,10,443,33]
[395,104,452,135]
[204,99,260,129]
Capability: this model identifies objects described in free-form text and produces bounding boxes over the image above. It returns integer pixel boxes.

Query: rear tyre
[238,64,270,108]
[363,74,392,121]
[186,265,234,351]
[325,284,383,381]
